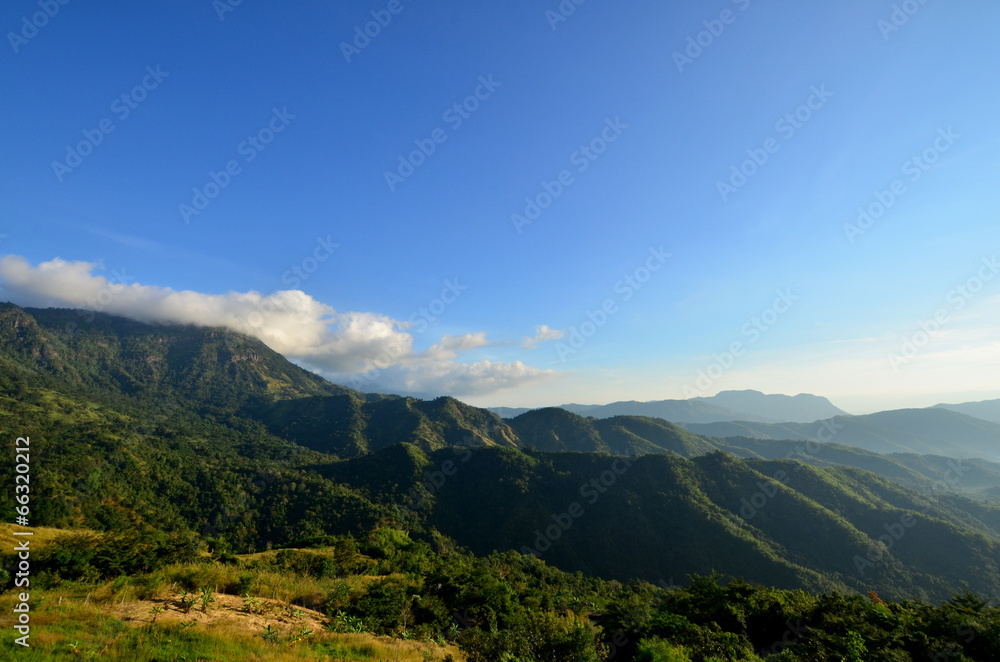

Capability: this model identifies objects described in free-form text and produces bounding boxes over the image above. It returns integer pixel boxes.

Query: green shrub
[635,637,693,662]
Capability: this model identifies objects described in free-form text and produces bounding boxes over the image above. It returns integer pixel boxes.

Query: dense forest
[4,526,1000,661]
[2,304,1000,660]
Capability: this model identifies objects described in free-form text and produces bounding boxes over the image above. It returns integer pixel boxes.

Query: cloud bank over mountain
[0,255,553,397]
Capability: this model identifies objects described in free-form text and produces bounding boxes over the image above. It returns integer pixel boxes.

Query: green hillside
[4,304,1000,661]
[322,445,1000,602]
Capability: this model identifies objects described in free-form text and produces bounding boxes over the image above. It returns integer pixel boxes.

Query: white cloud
[521,324,565,349]
[334,358,554,398]
[0,255,553,397]
[424,332,491,360]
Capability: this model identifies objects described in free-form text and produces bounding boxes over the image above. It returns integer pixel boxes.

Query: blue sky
[2,0,999,414]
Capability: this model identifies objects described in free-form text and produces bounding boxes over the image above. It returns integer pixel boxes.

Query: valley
[2,304,1000,660]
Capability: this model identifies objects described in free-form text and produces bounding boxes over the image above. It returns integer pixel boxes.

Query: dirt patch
[109,590,327,634]
[107,590,466,660]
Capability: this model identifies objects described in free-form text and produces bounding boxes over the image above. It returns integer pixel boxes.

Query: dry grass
[0,531,463,660]
[0,523,84,550]
[0,586,465,661]
[110,589,329,632]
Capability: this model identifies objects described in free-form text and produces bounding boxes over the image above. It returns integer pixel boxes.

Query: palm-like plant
[178,590,195,614]
[198,587,215,613]
[243,592,263,614]
[261,623,280,643]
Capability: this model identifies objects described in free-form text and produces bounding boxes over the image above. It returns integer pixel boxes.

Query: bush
[635,638,693,662]
[10,529,197,583]
[352,577,415,633]
[270,549,338,578]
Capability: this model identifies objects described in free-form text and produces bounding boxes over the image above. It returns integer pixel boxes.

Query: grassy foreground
[0,525,462,661]
[6,524,1000,661]
[0,583,461,661]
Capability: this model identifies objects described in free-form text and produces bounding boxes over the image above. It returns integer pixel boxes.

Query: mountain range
[490,390,849,424]
[491,394,1000,462]
[935,398,1000,425]
[3,303,1000,603]
[682,409,1000,461]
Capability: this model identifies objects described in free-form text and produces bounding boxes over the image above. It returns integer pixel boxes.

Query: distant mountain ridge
[694,389,849,422]
[490,389,848,424]
[501,407,1000,499]
[492,396,1000,462]
[935,398,1000,425]
[683,408,1000,461]
[563,397,776,423]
